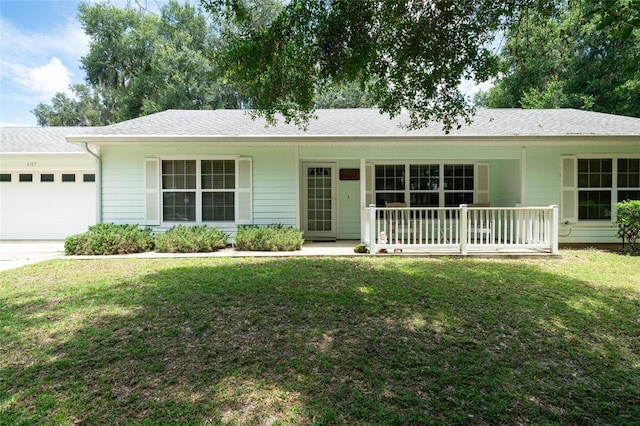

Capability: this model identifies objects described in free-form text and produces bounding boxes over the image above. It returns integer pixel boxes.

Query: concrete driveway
[0,241,65,272]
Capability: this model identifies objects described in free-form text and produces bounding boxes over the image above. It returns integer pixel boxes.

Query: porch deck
[362,204,560,256]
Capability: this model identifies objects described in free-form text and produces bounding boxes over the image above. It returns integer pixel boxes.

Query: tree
[203,0,586,131]
[477,1,640,117]
[314,81,374,109]
[34,0,291,126]
[79,0,230,121]
[32,84,107,126]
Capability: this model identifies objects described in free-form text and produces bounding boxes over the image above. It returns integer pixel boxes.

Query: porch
[362,204,559,255]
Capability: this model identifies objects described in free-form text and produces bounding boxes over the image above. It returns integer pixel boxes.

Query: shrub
[155,225,228,253]
[353,243,369,253]
[65,223,154,255]
[615,199,640,253]
[234,224,304,251]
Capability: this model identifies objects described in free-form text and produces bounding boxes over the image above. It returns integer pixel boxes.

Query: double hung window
[161,159,237,223]
[144,157,252,226]
[374,163,478,207]
[563,157,640,222]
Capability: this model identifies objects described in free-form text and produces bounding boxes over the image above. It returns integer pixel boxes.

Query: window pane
[0,174,11,182]
[410,164,439,190]
[19,174,33,182]
[375,165,404,191]
[163,192,196,221]
[162,160,196,189]
[618,159,640,189]
[83,174,95,182]
[578,159,612,188]
[202,160,235,190]
[444,165,474,191]
[375,192,404,207]
[410,192,439,207]
[618,190,640,202]
[41,174,54,182]
[445,192,474,207]
[202,192,235,221]
[578,191,611,220]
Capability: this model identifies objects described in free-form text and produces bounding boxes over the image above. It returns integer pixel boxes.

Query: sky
[0,0,171,127]
[0,0,492,128]
[0,0,92,126]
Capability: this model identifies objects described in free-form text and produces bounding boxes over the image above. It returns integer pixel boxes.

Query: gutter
[81,143,102,224]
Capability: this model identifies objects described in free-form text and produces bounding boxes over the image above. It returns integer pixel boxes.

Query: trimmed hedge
[65,223,154,255]
[155,225,228,253]
[234,224,304,251]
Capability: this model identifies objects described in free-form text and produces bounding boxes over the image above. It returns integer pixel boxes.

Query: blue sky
[0,0,174,127]
[0,0,490,127]
[0,0,93,126]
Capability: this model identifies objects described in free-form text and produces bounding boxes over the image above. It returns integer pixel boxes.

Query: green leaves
[479,1,640,117]
[204,0,520,131]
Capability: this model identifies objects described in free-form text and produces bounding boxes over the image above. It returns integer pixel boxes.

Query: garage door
[0,171,96,240]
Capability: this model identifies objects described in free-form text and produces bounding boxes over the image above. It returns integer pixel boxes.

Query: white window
[144,157,252,226]
[562,156,640,222]
[373,163,486,207]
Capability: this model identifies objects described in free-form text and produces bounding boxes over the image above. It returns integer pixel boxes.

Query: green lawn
[1,250,639,425]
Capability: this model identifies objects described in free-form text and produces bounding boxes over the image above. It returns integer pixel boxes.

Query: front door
[302,163,337,240]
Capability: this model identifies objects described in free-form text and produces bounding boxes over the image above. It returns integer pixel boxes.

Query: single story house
[64,108,640,254]
[0,127,96,239]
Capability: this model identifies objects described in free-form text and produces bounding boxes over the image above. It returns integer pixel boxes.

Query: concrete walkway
[0,241,66,272]
[0,239,558,273]
[0,240,363,272]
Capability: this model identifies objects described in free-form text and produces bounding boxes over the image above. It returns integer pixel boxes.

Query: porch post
[369,204,378,254]
[550,204,559,254]
[460,204,468,255]
[360,158,367,242]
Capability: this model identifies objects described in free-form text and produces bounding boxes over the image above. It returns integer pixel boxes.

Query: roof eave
[66,133,640,147]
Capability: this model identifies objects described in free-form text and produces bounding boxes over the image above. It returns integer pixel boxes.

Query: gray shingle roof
[0,127,95,153]
[84,108,640,138]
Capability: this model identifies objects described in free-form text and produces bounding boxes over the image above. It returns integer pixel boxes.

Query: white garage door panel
[0,181,96,240]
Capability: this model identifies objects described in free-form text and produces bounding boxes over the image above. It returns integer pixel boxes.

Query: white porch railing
[362,204,559,255]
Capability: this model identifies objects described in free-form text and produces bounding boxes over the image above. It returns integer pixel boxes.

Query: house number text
[27,162,36,167]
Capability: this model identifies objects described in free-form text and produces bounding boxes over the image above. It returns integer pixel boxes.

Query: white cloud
[460,78,494,99]
[0,15,88,125]
[29,57,73,98]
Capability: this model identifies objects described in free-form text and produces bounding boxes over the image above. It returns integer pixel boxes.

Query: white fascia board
[64,134,640,148]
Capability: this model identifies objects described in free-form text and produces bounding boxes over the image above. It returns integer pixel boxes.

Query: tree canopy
[34,0,245,126]
[204,0,640,130]
[476,0,640,117]
[34,0,639,128]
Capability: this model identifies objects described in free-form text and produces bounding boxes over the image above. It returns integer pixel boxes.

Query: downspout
[82,143,102,224]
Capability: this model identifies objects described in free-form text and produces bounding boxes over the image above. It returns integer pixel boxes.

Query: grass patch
[1,250,639,424]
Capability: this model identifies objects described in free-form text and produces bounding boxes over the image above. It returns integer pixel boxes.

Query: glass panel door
[303,163,337,239]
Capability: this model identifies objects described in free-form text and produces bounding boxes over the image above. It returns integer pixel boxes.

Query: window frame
[572,155,640,223]
[373,162,480,208]
[159,156,243,226]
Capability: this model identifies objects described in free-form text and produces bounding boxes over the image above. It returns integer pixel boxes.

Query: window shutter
[474,163,490,204]
[144,158,161,226]
[365,163,374,206]
[561,156,578,222]
[236,157,252,224]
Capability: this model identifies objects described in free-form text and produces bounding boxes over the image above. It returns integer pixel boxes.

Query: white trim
[560,156,578,223]
[295,146,301,229]
[144,158,161,226]
[370,161,483,207]
[561,155,640,224]
[301,162,338,240]
[154,157,252,227]
[520,146,527,205]
[158,155,240,160]
[67,135,640,149]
